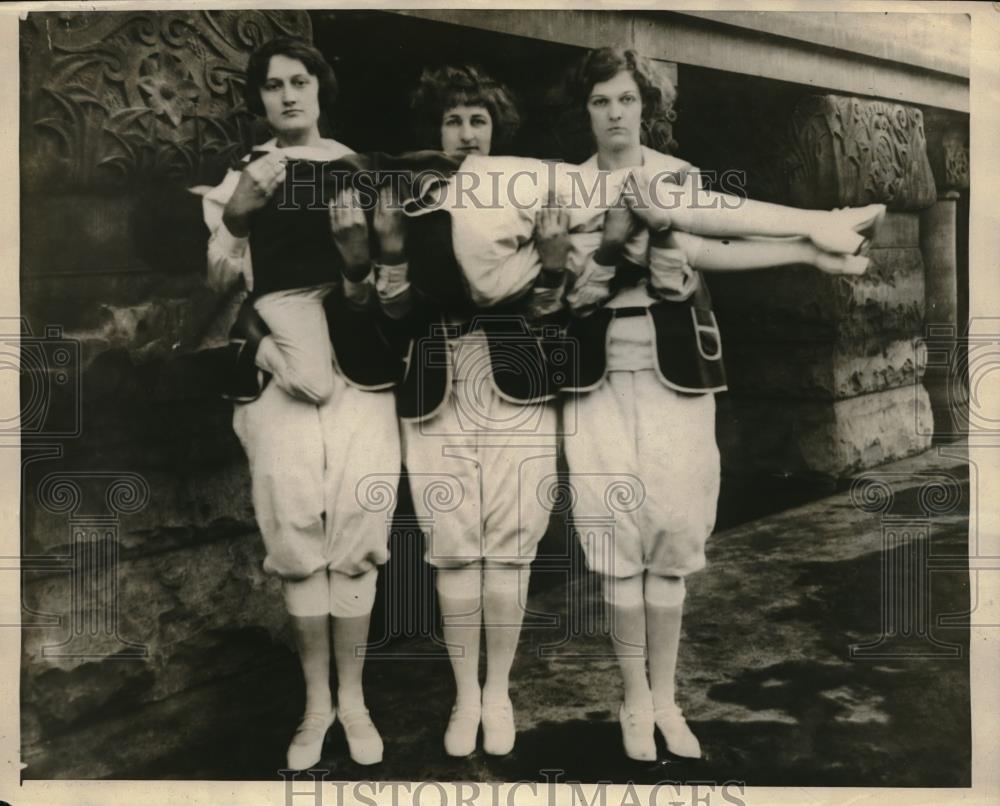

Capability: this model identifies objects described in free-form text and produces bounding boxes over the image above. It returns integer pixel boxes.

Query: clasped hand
[329,186,408,280]
[222,152,288,237]
[533,192,571,271]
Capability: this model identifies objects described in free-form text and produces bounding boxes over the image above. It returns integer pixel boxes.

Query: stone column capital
[785,94,937,211]
[921,108,969,195]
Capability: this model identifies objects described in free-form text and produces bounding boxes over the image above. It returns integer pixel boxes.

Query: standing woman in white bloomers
[201,38,408,770]
[392,66,571,758]
[557,47,882,762]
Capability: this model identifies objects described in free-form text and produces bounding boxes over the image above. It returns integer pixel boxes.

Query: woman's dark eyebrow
[265,72,311,82]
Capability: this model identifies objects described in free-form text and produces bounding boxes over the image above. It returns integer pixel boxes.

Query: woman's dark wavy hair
[243,37,339,121]
[559,47,677,160]
[410,65,521,153]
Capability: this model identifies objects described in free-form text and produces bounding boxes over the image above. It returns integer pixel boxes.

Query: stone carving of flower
[138,52,200,127]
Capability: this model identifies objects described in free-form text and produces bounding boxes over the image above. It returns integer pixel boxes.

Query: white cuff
[648,245,698,301]
[526,286,564,319]
[375,261,409,298]
[211,220,249,259]
[578,254,616,288]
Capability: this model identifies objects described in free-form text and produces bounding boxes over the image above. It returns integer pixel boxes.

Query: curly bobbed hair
[409,64,521,153]
[559,47,678,160]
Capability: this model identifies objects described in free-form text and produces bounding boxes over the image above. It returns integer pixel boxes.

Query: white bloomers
[402,332,557,569]
[232,367,399,617]
[563,311,720,579]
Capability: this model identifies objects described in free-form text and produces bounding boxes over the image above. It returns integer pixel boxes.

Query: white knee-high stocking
[644,573,701,758]
[602,573,652,710]
[643,573,686,709]
[482,563,530,703]
[289,614,333,716]
[436,563,484,707]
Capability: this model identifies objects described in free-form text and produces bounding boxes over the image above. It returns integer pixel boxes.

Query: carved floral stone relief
[942,136,969,191]
[784,95,937,211]
[21,9,312,191]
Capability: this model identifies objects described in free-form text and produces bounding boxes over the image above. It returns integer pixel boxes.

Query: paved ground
[31,446,971,785]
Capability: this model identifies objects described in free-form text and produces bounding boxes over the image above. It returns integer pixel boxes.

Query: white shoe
[619,703,656,762]
[654,703,702,758]
[338,707,384,766]
[286,709,336,771]
[444,702,481,757]
[482,697,516,756]
[848,203,887,240]
[811,204,886,255]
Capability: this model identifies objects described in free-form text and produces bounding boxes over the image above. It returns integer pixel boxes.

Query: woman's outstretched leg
[631,171,884,255]
[667,231,869,275]
[644,573,700,758]
[481,563,531,755]
[436,562,484,756]
[603,573,656,761]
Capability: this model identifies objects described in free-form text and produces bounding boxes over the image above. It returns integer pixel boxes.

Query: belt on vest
[608,306,648,318]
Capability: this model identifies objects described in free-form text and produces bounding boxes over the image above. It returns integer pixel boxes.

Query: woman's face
[260,54,322,138]
[586,69,643,154]
[440,104,494,157]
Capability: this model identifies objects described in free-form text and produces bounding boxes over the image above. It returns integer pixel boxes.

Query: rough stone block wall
[18,9,315,776]
[714,212,933,476]
[703,93,939,478]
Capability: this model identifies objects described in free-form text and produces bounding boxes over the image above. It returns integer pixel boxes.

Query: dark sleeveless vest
[392,304,570,421]
[559,260,727,395]
[246,150,464,299]
[222,149,468,402]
